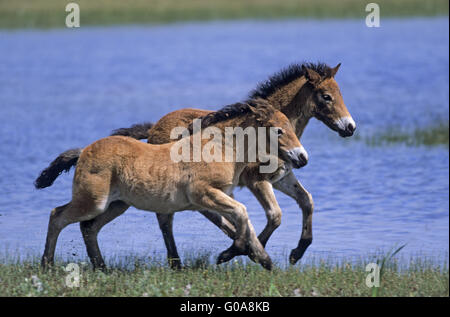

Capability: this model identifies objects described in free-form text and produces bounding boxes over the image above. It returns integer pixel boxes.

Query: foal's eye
[322,94,332,102]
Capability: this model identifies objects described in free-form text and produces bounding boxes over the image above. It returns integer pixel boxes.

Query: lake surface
[0,18,448,266]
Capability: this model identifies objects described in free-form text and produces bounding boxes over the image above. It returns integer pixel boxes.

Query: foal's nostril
[347,123,355,133]
[299,153,308,166]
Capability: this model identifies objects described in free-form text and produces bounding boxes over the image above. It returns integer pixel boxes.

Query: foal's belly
[120,189,191,214]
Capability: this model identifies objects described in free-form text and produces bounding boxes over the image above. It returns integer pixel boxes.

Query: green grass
[0,0,448,29]
[0,254,447,297]
[364,121,449,148]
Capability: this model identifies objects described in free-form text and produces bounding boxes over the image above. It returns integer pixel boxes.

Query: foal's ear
[302,65,321,86]
[330,63,341,77]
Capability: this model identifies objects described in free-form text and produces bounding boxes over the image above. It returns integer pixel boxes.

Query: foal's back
[148,108,212,144]
[74,136,188,212]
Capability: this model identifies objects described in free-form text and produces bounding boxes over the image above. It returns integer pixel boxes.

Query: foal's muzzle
[285,146,308,168]
[335,116,356,137]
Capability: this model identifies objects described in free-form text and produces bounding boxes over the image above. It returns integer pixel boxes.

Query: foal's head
[248,99,308,168]
[303,63,356,137]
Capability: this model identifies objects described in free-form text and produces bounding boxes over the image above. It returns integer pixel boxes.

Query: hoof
[168,258,183,270]
[289,248,305,265]
[289,239,312,265]
[246,248,272,270]
[217,243,249,264]
[90,258,107,272]
[93,264,108,272]
[217,241,276,267]
[41,258,54,270]
[259,256,273,271]
[289,250,299,265]
[217,247,237,264]
[218,246,272,270]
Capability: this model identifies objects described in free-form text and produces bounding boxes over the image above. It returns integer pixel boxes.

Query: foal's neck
[265,76,313,138]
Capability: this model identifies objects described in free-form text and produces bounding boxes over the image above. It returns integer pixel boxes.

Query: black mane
[188,99,268,132]
[188,62,333,132]
[249,62,332,99]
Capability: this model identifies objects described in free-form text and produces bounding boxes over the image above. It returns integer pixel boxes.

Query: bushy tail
[110,122,154,140]
[34,148,82,189]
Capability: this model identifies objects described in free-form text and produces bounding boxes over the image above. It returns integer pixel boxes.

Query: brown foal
[40,100,307,270]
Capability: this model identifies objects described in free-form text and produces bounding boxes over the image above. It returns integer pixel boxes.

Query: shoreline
[1,0,448,30]
[0,16,448,34]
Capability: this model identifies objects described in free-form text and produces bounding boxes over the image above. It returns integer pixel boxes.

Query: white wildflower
[31,275,43,292]
[184,283,192,296]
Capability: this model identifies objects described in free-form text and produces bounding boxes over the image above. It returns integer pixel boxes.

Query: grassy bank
[364,121,449,147]
[0,255,447,297]
[0,0,448,29]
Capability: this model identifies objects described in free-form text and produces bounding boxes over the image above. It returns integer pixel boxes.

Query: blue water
[0,18,448,265]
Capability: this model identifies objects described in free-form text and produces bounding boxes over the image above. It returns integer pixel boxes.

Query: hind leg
[41,201,99,268]
[191,187,272,270]
[41,203,72,267]
[41,182,113,268]
[157,193,238,269]
[80,201,129,270]
[156,213,182,269]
